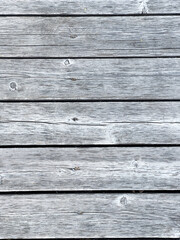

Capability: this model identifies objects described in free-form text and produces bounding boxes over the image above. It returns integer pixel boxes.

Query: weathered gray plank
[0,102,180,145]
[0,0,180,15]
[0,147,179,191]
[1,58,180,100]
[0,16,179,57]
[1,194,180,238]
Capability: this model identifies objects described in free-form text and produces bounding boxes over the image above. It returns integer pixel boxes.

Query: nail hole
[72,117,78,122]
[72,167,80,171]
[70,35,77,39]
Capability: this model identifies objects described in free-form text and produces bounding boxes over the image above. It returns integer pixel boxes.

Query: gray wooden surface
[1,58,180,100]
[0,147,179,191]
[0,102,179,145]
[1,0,180,15]
[0,16,179,57]
[1,0,180,238]
[1,194,180,238]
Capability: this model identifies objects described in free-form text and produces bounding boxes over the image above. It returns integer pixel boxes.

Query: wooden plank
[0,16,179,57]
[1,194,180,238]
[0,0,180,15]
[0,102,180,145]
[0,147,180,191]
[1,58,180,100]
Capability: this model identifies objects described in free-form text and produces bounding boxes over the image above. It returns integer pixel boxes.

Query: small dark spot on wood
[72,117,78,121]
[77,211,83,215]
[120,196,127,206]
[134,155,140,161]
[72,166,80,171]
[9,81,17,91]
[64,59,70,66]
[23,223,30,234]
[133,155,140,168]
[134,162,138,168]
[70,35,77,39]
[71,78,77,81]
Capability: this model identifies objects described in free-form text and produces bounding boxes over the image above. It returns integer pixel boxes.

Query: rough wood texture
[0,102,180,145]
[1,194,180,238]
[0,0,180,239]
[0,0,180,15]
[0,147,180,191]
[1,58,180,100]
[0,16,179,57]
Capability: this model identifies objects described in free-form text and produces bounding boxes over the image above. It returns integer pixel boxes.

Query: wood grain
[0,1,179,239]
[0,147,180,191]
[1,58,180,100]
[0,16,179,57]
[1,194,180,238]
[0,0,179,15]
[0,102,180,145]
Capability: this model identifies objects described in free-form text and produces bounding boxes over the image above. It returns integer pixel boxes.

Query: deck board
[1,194,180,238]
[0,0,180,15]
[0,16,179,57]
[0,147,179,191]
[1,58,180,100]
[0,0,180,238]
[0,102,179,145]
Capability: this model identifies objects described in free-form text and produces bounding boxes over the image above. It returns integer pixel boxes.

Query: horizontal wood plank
[1,194,180,238]
[0,102,180,145]
[0,16,179,57]
[0,0,180,15]
[1,58,180,100]
[0,147,180,191]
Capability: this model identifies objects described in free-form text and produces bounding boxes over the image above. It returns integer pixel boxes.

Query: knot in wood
[64,59,70,66]
[9,81,17,91]
[120,196,127,206]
